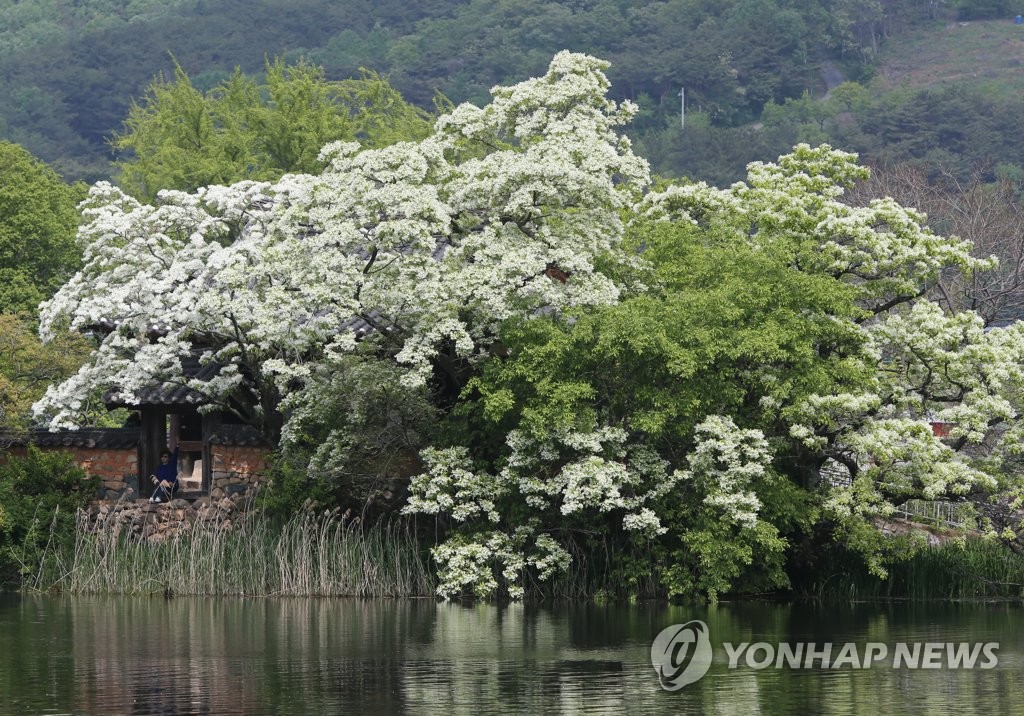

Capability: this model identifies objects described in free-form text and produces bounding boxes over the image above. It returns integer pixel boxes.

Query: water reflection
[0,595,1020,715]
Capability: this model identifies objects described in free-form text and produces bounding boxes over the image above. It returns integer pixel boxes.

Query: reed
[35,508,435,597]
[533,536,664,602]
[32,504,1023,602]
[807,539,1024,601]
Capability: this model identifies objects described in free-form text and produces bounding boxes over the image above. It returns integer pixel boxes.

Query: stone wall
[77,448,139,499]
[79,444,271,542]
[83,494,253,542]
[209,445,270,499]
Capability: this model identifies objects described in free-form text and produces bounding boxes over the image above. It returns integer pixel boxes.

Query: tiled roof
[104,355,222,408]
[208,424,270,447]
[1,424,268,450]
[2,428,141,450]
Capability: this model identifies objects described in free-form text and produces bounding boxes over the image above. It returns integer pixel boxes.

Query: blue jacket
[155,447,179,486]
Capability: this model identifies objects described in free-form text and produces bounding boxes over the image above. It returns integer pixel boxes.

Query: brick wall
[210,445,271,499]
[73,447,138,498]
[4,445,139,500]
[4,440,272,501]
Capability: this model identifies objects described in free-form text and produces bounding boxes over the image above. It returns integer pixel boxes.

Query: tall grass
[33,509,435,597]
[531,536,664,602]
[29,505,1024,602]
[807,539,1024,601]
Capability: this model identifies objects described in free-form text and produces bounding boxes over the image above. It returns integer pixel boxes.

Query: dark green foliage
[0,447,98,588]
[635,115,805,201]
[251,452,337,524]
[0,1,1015,187]
[799,538,1024,600]
[0,0,414,180]
[854,85,1024,178]
[269,356,438,520]
[955,0,1013,20]
[0,0,915,184]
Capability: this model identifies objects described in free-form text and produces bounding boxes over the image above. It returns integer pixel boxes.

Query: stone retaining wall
[83,493,257,542]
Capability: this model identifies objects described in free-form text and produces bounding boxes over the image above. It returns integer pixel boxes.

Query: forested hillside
[1,0,1022,183]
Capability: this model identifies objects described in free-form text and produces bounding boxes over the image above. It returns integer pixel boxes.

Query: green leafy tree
[112,59,434,201]
[0,142,84,316]
[405,144,1023,600]
[0,446,97,588]
[445,214,853,599]
[0,314,91,435]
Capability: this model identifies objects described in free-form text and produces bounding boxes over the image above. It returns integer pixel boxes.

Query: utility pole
[679,87,685,129]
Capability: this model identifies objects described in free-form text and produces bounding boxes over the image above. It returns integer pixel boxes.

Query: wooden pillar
[201,413,220,494]
[139,407,166,499]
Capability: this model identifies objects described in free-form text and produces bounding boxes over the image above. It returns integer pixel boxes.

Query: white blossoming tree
[643,146,1024,579]
[432,143,1024,599]
[35,52,648,449]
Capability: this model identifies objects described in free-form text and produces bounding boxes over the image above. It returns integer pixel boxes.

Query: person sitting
[149,446,180,503]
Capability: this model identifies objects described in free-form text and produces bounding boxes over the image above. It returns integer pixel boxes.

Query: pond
[0,594,1020,715]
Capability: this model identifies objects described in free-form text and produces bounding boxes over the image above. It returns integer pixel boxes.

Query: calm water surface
[0,594,1021,715]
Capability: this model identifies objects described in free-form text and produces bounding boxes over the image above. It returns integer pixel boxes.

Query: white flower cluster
[404,447,504,523]
[790,301,1024,519]
[404,424,673,598]
[678,415,772,528]
[429,527,571,600]
[508,427,673,534]
[642,144,1019,533]
[640,144,988,308]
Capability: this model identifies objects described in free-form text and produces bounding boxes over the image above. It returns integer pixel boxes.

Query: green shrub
[253,451,336,522]
[0,447,97,588]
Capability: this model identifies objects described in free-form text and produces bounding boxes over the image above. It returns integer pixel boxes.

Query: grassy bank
[31,509,435,597]
[873,18,1024,99]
